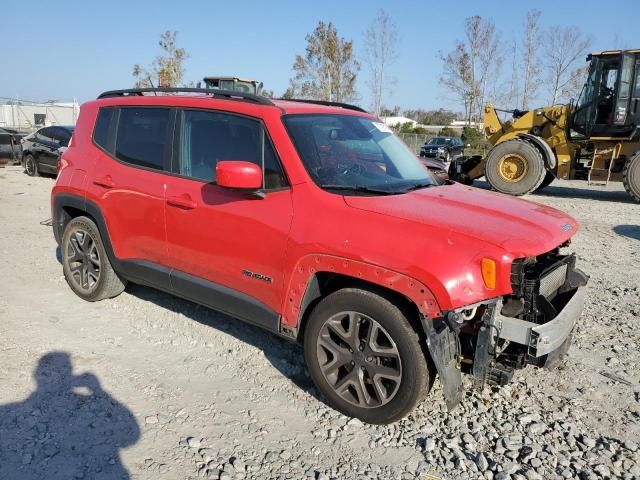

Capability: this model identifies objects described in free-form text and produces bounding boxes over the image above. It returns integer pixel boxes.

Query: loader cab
[202,76,263,95]
[570,50,640,139]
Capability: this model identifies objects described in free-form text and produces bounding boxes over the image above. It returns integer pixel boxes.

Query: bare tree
[439,42,473,124]
[133,31,189,88]
[542,26,591,105]
[363,10,399,116]
[286,21,360,103]
[439,16,502,125]
[503,37,520,108]
[474,17,503,119]
[521,9,541,109]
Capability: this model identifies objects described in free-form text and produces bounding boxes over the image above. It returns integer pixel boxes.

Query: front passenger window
[180,110,288,189]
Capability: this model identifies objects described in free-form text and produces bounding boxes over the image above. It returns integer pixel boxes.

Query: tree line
[132,10,594,125]
[440,11,592,125]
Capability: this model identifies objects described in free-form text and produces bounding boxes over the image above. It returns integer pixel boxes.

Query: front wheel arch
[281,255,444,339]
[295,272,425,344]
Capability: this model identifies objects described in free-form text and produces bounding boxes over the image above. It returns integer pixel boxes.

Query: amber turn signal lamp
[481,258,496,290]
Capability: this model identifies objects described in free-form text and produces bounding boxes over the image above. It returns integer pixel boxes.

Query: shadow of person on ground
[613,224,640,240]
[0,352,140,480]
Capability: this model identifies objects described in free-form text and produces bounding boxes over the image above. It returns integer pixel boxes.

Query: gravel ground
[1,165,639,480]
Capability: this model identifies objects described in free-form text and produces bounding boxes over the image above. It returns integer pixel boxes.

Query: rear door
[164,108,293,327]
[33,127,60,173]
[86,106,174,290]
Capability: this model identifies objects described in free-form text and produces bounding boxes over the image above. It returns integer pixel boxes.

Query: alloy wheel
[25,157,36,176]
[316,311,402,408]
[65,228,101,292]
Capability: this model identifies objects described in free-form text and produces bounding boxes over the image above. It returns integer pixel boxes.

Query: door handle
[166,195,197,210]
[93,175,116,189]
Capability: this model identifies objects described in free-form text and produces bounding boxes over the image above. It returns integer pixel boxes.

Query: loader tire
[484,139,546,196]
[623,152,640,203]
[535,171,556,192]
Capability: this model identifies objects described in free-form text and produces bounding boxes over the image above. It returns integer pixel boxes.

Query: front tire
[61,216,126,301]
[623,152,640,203]
[24,154,39,177]
[303,288,430,424]
[484,139,546,196]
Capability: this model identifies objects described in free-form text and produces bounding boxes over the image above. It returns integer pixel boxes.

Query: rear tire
[303,288,429,424]
[484,139,546,196]
[61,216,126,301]
[623,152,640,203]
[24,154,39,177]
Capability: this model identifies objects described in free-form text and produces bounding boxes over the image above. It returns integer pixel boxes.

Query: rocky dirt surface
[1,165,639,480]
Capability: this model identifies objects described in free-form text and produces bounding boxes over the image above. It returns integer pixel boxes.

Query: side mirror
[216,161,262,190]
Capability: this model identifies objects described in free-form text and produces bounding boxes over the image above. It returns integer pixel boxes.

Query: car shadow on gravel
[125,284,322,400]
[472,179,635,203]
[0,351,140,479]
[613,224,640,240]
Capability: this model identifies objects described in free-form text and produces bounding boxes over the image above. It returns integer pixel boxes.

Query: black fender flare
[517,133,557,172]
[52,193,114,258]
[52,192,171,290]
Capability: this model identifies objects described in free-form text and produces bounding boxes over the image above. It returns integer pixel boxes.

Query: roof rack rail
[97,87,275,106]
[280,98,368,113]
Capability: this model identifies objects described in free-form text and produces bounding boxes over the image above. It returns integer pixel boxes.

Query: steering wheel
[600,83,614,99]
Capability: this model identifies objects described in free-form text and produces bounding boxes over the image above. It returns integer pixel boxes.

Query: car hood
[343,183,577,257]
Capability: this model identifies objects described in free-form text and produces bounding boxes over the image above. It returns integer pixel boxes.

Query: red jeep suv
[51,88,588,424]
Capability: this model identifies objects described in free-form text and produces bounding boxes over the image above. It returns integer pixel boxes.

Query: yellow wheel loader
[449,49,640,202]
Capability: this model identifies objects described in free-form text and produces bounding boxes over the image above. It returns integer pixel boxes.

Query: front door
[629,56,640,128]
[164,108,292,327]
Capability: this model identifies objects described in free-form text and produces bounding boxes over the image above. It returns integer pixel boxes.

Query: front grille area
[539,264,568,298]
[508,250,574,324]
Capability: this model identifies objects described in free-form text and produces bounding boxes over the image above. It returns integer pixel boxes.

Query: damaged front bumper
[496,286,586,358]
[421,254,588,411]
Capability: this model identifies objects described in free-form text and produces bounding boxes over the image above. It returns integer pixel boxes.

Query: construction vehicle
[201,76,263,95]
[449,49,640,202]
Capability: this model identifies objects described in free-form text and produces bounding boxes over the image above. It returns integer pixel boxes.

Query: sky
[2,0,637,112]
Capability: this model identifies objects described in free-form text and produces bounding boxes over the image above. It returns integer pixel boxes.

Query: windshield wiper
[320,184,396,195]
[401,182,436,193]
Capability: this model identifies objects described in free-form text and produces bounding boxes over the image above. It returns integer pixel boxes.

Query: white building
[0,100,80,131]
[380,116,483,132]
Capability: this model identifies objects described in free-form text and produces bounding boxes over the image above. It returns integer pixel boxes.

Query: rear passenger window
[180,110,288,189]
[115,108,171,170]
[94,108,114,151]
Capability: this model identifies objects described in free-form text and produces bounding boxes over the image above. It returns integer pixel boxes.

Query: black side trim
[170,270,279,333]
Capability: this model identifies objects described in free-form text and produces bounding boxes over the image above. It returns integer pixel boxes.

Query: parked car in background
[21,125,74,176]
[420,156,449,183]
[420,136,464,162]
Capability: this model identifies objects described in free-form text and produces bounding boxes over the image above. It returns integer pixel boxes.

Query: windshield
[427,137,451,145]
[283,114,435,194]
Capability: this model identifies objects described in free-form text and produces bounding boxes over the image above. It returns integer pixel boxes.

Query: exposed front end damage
[422,248,589,410]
